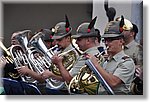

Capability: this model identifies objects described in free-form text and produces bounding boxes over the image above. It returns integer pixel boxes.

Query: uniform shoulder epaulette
[122,56,130,60]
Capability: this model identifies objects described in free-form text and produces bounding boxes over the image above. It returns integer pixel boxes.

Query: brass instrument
[0,41,13,63]
[68,53,104,95]
[68,47,114,95]
[9,30,38,83]
[0,41,20,79]
[51,48,77,75]
[29,31,62,89]
[29,31,77,89]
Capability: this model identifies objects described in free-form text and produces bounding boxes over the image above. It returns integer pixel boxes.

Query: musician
[117,18,143,94]
[85,18,135,94]
[116,17,143,67]
[41,17,105,95]
[16,29,56,93]
[39,28,57,49]
[41,15,80,95]
[1,32,22,81]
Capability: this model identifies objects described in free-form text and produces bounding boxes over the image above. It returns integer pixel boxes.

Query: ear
[119,38,124,45]
[130,31,135,37]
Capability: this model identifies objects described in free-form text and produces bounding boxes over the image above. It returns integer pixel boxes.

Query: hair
[95,29,101,43]
[131,23,138,39]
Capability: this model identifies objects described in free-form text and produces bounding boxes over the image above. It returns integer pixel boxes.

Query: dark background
[3,3,92,47]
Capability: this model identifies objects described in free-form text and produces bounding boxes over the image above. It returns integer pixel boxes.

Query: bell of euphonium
[0,40,13,63]
[68,51,106,95]
[15,30,32,50]
[29,32,54,59]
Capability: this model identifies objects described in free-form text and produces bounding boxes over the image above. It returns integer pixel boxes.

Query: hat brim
[102,33,123,38]
[72,33,98,38]
[52,30,71,40]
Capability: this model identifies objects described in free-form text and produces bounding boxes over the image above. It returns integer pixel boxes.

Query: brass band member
[42,16,105,95]
[41,15,79,95]
[1,32,22,81]
[116,17,143,95]
[85,17,135,95]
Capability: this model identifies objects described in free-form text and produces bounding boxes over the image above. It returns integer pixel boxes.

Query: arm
[86,54,122,88]
[50,55,73,84]
[17,66,45,83]
[41,69,64,81]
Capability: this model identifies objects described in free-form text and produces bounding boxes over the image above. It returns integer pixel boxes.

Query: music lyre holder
[85,59,115,95]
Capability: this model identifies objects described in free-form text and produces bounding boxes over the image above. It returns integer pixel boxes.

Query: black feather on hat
[52,15,72,40]
[65,14,70,32]
[72,16,98,38]
[119,15,124,33]
[88,16,97,33]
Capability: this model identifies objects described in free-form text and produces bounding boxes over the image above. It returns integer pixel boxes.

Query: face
[104,37,123,55]
[44,41,52,49]
[76,37,87,51]
[122,30,132,40]
[56,36,69,50]
[11,34,19,45]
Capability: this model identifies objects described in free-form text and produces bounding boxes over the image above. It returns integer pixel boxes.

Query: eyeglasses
[76,37,88,41]
[104,37,121,42]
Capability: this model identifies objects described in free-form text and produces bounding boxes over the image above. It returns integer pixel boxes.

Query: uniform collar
[63,44,73,52]
[84,46,98,53]
[125,40,136,49]
[112,50,125,62]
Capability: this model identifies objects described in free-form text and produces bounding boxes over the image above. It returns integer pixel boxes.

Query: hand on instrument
[51,54,63,66]
[0,56,7,68]
[17,66,31,76]
[84,54,99,68]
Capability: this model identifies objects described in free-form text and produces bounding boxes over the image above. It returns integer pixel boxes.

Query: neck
[124,37,134,45]
[108,48,122,57]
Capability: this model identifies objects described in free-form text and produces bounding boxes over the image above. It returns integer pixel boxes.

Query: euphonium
[10,30,37,83]
[29,31,61,89]
[29,31,77,89]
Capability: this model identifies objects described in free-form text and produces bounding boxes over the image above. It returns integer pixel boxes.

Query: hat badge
[52,25,60,33]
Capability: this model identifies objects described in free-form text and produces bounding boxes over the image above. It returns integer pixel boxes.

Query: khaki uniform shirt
[70,46,104,77]
[124,40,143,65]
[98,50,135,95]
[46,44,79,90]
